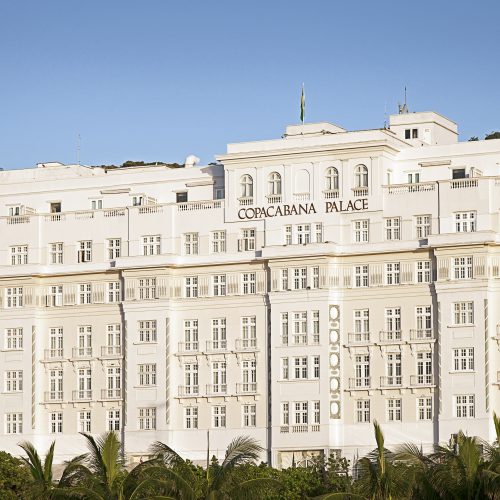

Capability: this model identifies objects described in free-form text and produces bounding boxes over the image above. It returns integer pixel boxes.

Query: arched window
[240,175,253,198]
[268,172,282,195]
[325,167,339,191]
[354,165,368,188]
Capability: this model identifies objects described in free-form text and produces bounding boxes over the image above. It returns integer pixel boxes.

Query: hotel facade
[0,110,499,466]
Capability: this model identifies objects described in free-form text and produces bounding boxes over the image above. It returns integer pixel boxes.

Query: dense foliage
[1,415,499,499]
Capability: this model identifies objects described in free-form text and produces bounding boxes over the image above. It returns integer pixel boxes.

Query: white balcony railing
[72,390,92,401]
[349,377,371,389]
[380,376,402,387]
[206,384,227,396]
[410,375,434,386]
[236,382,257,394]
[238,197,253,206]
[235,338,257,351]
[72,347,93,358]
[379,330,402,342]
[44,349,64,360]
[178,341,200,353]
[324,189,339,199]
[348,332,371,344]
[267,194,282,203]
[178,385,199,397]
[206,340,228,351]
[45,391,63,402]
[352,187,368,197]
[293,192,310,202]
[101,388,122,400]
[450,178,478,189]
[101,346,122,356]
[409,329,433,340]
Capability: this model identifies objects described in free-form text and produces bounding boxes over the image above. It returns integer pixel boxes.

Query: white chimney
[184,155,200,168]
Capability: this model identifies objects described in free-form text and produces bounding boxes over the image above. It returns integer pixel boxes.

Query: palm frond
[57,454,89,487]
[226,477,282,500]
[19,440,52,485]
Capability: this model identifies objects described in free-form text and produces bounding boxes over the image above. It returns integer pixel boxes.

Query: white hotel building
[0,110,499,467]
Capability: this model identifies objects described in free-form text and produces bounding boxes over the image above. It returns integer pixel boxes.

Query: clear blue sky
[1,0,499,169]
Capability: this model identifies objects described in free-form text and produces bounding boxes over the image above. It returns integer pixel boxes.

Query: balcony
[450,178,478,189]
[348,377,371,389]
[279,424,319,433]
[348,332,371,344]
[206,384,227,396]
[238,197,253,206]
[178,385,199,397]
[324,189,339,199]
[267,194,282,204]
[352,187,368,197]
[101,388,122,400]
[291,424,309,433]
[235,338,257,351]
[6,215,31,225]
[236,382,257,394]
[44,391,63,402]
[45,213,65,222]
[101,346,122,357]
[293,192,310,202]
[177,341,200,354]
[72,347,93,358]
[44,349,64,361]
[409,329,434,341]
[410,375,434,386]
[379,330,403,343]
[380,376,402,388]
[72,390,92,401]
[177,200,222,212]
[386,182,435,195]
[205,340,228,352]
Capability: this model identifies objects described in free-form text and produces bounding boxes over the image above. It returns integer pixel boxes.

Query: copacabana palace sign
[238,198,368,220]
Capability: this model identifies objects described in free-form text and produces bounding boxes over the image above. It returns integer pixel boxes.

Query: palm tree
[150,435,280,499]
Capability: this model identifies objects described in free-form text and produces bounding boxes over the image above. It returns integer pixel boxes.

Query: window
[281,358,289,380]
[211,231,226,253]
[293,268,307,290]
[5,328,23,350]
[297,224,311,244]
[240,175,253,199]
[212,275,226,296]
[8,205,22,216]
[139,320,157,343]
[5,287,23,308]
[185,407,198,429]
[107,410,121,431]
[281,313,289,345]
[211,318,227,349]
[50,202,61,213]
[242,272,256,294]
[416,306,432,337]
[314,223,323,243]
[418,397,432,421]
[452,168,466,179]
[325,167,339,191]
[454,395,475,418]
[241,360,256,392]
[176,191,188,203]
[50,412,63,434]
[384,218,401,240]
[49,327,63,358]
[354,265,369,288]
[354,355,370,387]
[132,195,145,206]
[106,367,121,398]
[453,348,474,371]
[49,243,63,264]
[385,308,401,339]
[415,215,431,238]
[91,199,103,210]
[183,320,199,350]
[212,406,226,428]
[284,225,292,245]
[5,413,23,434]
[405,129,418,139]
[78,283,92,304]
[387,399,402,421]
[386,353,402,385]
[416,352,433,384]
[138,277,156,300]
[5,371,23,392]
[294,402,309,425]
[142,235,161,256]
[76,368,92,399]
[47,285,63,307]
[353,220,369,243]
[454,301,474,325]
[10,245,28,265]
[312,266,320,288]
[138,408,156,430]
[408,172,420,183]
[312,356,320,379]
[292,312,307,344]
[281,269,289,290]
[107,239,121,259]
[385,263,400,285]
[78,411,92,433]
[139,364,156,386]
[185,277,198,298]
[184,233,199,255]
[107,282,121,303]
[77,326,92,356]
[293,357,308,379]
[106,324,121,353]
[455,212,476,232]
[416,261,431,283]
[356,400,370,423]
[241,316,256,348]
[268,172,282,196]
[78,241,92,263]
[211,362,227,393]
[239,229,256,251]
[312,311,320,344]
[354,165,368,188]
[214,187,224,200]
[281,402,289,426]
[313,401,320,425]
[453,256,473,279]
[184,364,199,394]
[49,369,63,400]
[354,309,369,340]
[243,404,256,427]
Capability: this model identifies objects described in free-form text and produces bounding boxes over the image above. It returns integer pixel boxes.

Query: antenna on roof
[383,101,388,129]
[398,86,409,114]
[77,134,81,165]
